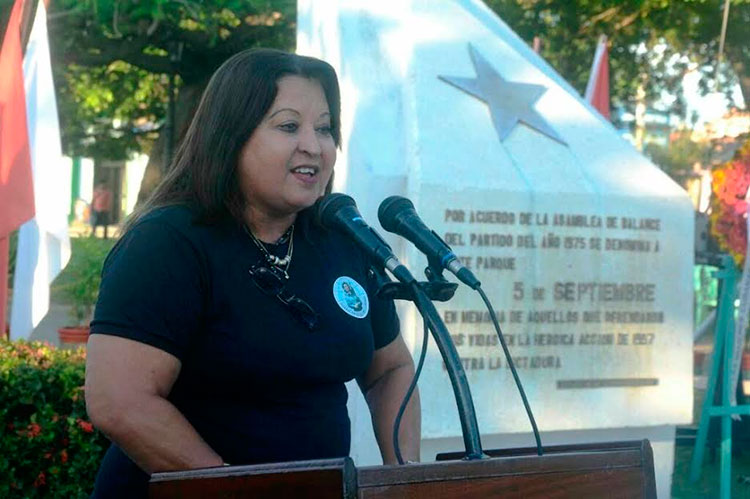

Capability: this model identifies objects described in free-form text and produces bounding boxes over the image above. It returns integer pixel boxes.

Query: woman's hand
[85,335,224,473]
[358,335,421,464]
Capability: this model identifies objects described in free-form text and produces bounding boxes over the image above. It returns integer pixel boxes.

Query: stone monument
[298,1,694,496]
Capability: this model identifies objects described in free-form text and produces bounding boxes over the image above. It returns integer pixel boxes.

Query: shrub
[0,340,109,498]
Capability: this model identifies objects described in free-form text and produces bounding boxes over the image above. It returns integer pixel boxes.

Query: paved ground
[28,302,70,347]
[3,300,71,348]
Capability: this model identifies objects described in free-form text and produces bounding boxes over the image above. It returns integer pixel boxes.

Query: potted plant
[54,238,109,345]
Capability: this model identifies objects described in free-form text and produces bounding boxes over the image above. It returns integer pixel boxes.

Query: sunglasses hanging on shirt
[248,263,319,331]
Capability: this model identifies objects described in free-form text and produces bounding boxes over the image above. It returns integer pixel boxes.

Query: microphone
[315,193,416,284]
[378,196,481,289]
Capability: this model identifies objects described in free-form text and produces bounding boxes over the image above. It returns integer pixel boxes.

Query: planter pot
[58,326,90,345]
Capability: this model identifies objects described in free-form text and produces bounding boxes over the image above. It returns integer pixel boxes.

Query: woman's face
[238,75,336,220]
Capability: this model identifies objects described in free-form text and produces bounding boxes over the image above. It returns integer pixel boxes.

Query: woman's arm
[85,334,224,473]
[358,335,421,464]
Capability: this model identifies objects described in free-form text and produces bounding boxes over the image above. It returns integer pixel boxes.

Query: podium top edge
[433,439,651,461]
[150,457,354,483]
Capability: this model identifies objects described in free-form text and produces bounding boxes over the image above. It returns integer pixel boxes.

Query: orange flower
[26,423,41,438]
[710,137,750,265]
[77,419,94,433]
[60,449,68,463]
[33,471,46,488]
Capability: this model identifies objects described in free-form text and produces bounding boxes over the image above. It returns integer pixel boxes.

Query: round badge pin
[333,276,369,319]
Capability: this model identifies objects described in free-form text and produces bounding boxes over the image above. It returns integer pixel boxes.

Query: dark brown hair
[124,48,341,233]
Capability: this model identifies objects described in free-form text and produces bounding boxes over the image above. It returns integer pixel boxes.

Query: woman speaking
[85,48,420,497]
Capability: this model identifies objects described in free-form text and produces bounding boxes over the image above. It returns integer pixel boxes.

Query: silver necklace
[245,224,294,274]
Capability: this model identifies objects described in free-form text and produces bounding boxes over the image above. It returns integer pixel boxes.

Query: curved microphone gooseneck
[408,280,486,460]
[393,317,429,465]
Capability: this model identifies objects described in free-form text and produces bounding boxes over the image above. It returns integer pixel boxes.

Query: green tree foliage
[55,61,168,160]
[45,0,295,195]
[17,1,745,201]
[485,0,749,117]
[645,131,710,186]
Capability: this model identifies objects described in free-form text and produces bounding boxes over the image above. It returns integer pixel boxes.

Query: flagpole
[718,0,731,64]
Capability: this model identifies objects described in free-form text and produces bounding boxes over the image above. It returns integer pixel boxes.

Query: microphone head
[314,193,357,229]
[378,196,415,233]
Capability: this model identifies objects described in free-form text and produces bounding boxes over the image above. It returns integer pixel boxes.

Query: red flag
[0,0,35,236]
[584,35,611,120]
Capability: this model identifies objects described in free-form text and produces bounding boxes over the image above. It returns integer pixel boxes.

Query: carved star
[439,44,566,145]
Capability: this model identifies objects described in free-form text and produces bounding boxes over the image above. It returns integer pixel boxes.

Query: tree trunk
[633,79,647,152]
[730,58,750,111]
[737,74,750,111]
[136,79,207,205]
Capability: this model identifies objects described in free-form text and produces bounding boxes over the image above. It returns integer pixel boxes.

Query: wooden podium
[149,439,656,498]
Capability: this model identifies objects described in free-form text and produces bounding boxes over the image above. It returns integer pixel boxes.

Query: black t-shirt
[89,205,399,497]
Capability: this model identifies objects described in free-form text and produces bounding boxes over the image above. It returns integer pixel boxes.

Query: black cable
[393,317,429,465]
[477,285,544,456]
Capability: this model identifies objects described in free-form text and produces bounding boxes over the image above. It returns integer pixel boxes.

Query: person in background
[90,182,113,239]
[84,48,421,498]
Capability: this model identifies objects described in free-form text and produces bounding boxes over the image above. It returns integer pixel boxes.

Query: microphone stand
[374,263,486,460]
